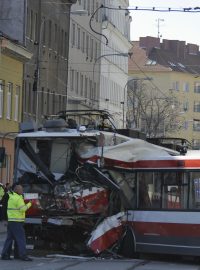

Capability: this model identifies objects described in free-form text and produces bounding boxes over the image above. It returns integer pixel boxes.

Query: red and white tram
[88,147,200,257]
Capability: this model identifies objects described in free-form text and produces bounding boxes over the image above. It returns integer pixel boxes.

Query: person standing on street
[1,184,32,261]
[0,183,4,200]
[0,183,5,220]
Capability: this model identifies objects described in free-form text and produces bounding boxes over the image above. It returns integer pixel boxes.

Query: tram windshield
[137,171,200,210]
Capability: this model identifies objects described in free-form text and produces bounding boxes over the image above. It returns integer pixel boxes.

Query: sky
[129,0,200,46]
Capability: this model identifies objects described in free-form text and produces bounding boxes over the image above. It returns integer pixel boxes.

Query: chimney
[139,36,160,55]
[162,39,170,50]
[165,40,186,58]
[187,43,199,55]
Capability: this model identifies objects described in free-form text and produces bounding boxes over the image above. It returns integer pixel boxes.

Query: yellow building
[128,37,200,149]
[0,35,32,184]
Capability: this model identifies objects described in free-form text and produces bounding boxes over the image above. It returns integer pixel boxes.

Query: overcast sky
[129,0,200,46]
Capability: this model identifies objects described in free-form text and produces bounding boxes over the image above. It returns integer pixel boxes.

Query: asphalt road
[1,229,200,270]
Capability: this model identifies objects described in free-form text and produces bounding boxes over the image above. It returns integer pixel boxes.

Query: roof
[129,39,200,76]
[149,47,200,75]
[129,42,171,73]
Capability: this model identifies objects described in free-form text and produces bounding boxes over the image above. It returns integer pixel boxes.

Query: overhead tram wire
[102,5,200,13]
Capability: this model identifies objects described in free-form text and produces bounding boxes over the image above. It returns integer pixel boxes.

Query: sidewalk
[0,221,7,233]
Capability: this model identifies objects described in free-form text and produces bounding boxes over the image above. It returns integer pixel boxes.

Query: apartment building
[0,34,32,183]
[68,0,132,128]
[0,0,76,124]
[129,36,200,148]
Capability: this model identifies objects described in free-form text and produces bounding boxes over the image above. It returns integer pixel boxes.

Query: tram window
[138,172,157,209]
[162,172,188,209]
[137,172,188,210]
[189,172,200,209]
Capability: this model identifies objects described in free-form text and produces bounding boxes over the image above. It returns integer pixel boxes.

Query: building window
[193,139,200,149]
[80,74,84,96]
[60,29,64,55]
[82,31,85,53]
[95,2,99,22]
[42,19,46,45]
[72,23,76,47]
[26,8,30,37]
[85,77,88,98]
[183,121,189,130]
[83,0,86,10]
[194,102,200,112]
[48,20,52,48]
[30,10,34,40]
[14,85,20,121]
[86,34,89,58]
[173,81,179,91]
[71,69,74,91]
[6,83,13,120]
[76,72,79,94]
[194,82,200,93]
[28,83,32,114]
[89,79,92,99]
[34,12,38,42]
[41,87,44,115]
[193,120,200,131]
[88,0,90,15]
[183,101,189,112]
[52,91,56,114]
[90,38,94,60]
[54,23,58,51]
[64,32,67,57]
[0,80,4,118]
[47,89,50,115]
[77,27,81,49]
[183,82,189,92]
[95,41,98,59]
[94,82,96,101]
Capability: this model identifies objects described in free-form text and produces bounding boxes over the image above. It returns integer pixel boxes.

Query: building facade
[0,35,32,184]
[0,0,77,125]
[68,0,102,115]
[128,36,200,148]
[99,0,132,128]
[68,0,132,128]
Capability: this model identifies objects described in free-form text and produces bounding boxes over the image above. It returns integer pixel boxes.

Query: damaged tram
[12,110,200,257]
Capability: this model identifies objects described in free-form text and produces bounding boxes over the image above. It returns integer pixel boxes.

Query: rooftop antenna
[156,18,164,38]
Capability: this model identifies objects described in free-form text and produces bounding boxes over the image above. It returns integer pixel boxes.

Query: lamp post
[122,77,152,128]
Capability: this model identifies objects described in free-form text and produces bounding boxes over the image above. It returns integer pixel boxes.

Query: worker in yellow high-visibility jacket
[0,183,4,201]
[0,183,5,221]
[1,184,32,261]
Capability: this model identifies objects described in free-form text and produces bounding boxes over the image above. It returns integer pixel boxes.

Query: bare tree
[127,80,184,138]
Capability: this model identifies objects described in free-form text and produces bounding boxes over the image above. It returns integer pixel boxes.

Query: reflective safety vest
[0,186,4,201]
[7,192,32,222]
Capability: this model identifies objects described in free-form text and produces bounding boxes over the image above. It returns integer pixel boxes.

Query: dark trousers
[1,222,26,258]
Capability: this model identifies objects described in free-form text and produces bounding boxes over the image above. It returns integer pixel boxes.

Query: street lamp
[122,77,152,128]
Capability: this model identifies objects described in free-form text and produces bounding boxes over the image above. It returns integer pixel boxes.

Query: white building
[99,0,132,128]
[68,0,132,128]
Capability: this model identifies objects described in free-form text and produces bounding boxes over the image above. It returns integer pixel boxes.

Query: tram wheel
[118,226,139,259]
